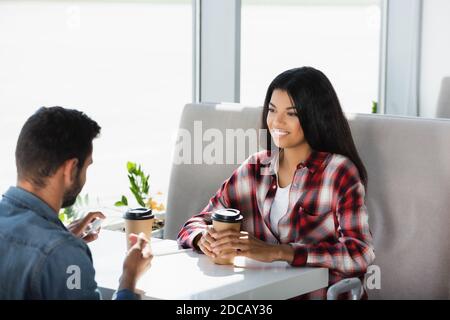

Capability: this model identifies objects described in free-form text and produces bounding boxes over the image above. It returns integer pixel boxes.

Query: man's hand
[67,211,105,243]
[119,233,153,292]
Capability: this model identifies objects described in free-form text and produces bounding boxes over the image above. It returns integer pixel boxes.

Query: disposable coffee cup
[211,208,243,265]
[123,208,154,249]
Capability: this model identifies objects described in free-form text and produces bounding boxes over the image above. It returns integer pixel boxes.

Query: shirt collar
[2,186,64,227]
[264,149,329,175]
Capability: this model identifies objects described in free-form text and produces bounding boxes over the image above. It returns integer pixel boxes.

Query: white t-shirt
[270,150,291,236]
[270,181,291,236]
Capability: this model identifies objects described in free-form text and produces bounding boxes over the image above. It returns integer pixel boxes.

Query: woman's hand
[195,226,218,259]
[209,230,279,263]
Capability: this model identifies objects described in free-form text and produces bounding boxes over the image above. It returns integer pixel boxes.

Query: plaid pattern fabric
[177,150,375,299]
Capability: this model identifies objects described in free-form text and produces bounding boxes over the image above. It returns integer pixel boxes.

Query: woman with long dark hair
[177,67,375,299]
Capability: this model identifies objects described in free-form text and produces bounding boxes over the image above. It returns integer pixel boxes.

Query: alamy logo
[173,121,270,165]
[66,265,81,290]
[364,265,381,290]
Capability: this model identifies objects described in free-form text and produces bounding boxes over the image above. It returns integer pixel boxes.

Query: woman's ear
[63,158,79,185]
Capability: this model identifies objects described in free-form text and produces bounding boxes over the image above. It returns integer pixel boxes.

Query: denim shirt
[0,187,137,300]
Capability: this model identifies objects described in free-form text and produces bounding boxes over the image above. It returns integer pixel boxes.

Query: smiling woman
[177,66,375,300]
[261,67,368,188]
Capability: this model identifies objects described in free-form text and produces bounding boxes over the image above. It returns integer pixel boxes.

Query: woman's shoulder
[229,150,273,177]
[324,153,361,180]
[240,150,272,166]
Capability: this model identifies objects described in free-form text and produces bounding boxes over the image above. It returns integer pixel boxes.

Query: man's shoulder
[0,203,94,299]
[0,203,87,256]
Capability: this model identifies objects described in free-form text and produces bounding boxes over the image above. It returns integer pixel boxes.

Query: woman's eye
[268,108,275,113]
[288,112,297,117]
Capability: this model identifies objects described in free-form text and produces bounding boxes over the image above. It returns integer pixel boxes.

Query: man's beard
[62,174,83,208]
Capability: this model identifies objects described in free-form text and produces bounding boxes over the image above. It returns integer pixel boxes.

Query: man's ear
[63,158,79,185]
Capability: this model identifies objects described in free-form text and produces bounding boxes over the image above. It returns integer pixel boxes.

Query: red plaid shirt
[177,150,375,299]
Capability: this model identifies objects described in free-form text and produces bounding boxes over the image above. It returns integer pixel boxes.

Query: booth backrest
[165,103,450,299]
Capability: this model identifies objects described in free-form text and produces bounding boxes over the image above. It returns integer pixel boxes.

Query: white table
[88,230,329,300]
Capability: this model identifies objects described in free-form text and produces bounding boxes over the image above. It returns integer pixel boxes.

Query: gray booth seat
[165,103,450,300]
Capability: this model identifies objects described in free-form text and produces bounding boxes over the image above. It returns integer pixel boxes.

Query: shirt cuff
[290,244,308,266]
[186,229,205,250]
[112,289,141,300]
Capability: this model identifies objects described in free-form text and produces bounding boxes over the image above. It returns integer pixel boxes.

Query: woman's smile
[270,128,290,138]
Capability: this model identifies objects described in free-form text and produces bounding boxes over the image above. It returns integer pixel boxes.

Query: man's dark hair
[15,106,101,188]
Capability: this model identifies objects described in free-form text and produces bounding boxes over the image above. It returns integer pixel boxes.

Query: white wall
[0,2,192,203]
[420,0,450,118]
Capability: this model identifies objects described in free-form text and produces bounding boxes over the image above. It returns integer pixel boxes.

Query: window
[240,0,382,113]
[0,0,192,208]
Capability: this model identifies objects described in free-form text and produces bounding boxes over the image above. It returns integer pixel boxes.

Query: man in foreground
[0,106,151,299]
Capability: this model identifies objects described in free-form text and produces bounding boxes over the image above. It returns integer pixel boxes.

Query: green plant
[114,162,164,212]
[59,194,92,224]
[372,101,378,114]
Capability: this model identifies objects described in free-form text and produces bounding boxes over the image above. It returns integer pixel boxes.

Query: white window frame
[193,0,241,104]
[381,0,422,116]
[194,0,422,117]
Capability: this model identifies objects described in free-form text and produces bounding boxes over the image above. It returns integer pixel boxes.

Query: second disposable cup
[123,208,154,249]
